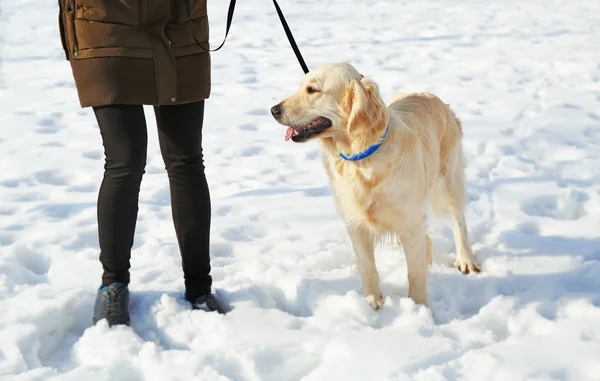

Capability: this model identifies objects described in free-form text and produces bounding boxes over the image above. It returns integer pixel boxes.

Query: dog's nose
[271,104,282,119]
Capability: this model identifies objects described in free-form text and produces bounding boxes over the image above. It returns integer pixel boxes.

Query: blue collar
[339,121,390,162]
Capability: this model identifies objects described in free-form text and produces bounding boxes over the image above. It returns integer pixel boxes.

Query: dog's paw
[365,292,384,311]
[455,256,481,274]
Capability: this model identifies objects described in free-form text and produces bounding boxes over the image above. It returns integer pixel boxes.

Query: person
[57,0,225,326]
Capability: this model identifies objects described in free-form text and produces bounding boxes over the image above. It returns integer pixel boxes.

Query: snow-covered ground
[2,0,600,380]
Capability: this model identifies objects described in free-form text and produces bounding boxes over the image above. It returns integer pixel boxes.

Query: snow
[1,0,600,380]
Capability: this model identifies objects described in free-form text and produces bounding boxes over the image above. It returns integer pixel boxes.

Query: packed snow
[1,0,600,380]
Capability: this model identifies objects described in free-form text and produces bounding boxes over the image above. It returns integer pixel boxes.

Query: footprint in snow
[583,126,600,144]
[31,202,95,219]
[241,76,258,84]
[240,146,264,157]
[305,150,320,160]
[35,113,64,134]
[238,123,257,131]
[67,183,97,193]
[14,192,46,202]
[587,112,600,121]
[36,118,59,134]
[221,225,266,242]
[0,207,16,216]
[521,190,589,221]
[0,232,15,246]
[33,170,68,186]
[65,228,100,251]
[247,108,269,116]
[3,224,25,232]
[15,245,51,276]
[0,178,24,188]
[50,81,75,88]
[41,141,64,147]
[303,187,330,197]
[82,151,102,160]
[210,241,234,258]
[517,222,539,236]
[215,205,234,216]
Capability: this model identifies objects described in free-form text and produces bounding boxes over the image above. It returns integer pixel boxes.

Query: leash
[186,0,310,74]
[271,0,309,74]
[186,0,236,52]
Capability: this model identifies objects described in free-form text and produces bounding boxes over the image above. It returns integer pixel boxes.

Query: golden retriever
[270,63,480,310]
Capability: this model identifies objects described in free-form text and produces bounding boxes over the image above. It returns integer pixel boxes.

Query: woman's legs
[91,101,220,321]
[153,100,213,301]
[93,104,148,287]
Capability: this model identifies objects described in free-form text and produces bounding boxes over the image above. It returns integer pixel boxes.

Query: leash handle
[186,0,309,74]
[186,0,236,52]
[272,0,309,74]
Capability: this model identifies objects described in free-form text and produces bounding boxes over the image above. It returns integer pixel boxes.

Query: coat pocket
[166,0,209,57]
[166,6,209,59]
[166,18,210,58]
[74,0,141,27]
[69,0,151,60]
[71,19,153,59]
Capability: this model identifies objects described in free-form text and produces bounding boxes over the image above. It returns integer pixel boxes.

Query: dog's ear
[343,76,387,137]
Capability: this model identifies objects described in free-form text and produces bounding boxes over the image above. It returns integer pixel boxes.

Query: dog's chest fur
[325,157,398,232]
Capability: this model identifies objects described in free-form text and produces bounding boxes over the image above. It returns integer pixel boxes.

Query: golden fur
[272,63,480,309]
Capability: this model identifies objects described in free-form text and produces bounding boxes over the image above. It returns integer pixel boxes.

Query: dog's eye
[307,86,319,94]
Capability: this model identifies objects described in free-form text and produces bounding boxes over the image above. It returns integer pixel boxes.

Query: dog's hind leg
[347,224,383,310]
[441,144,481,274]
[450,208,480,274]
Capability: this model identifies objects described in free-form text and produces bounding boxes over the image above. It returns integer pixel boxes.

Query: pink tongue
[285,127,294,141]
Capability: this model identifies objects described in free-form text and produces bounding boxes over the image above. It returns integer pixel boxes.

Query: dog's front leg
[398,224,431,308]
[347,224,383,310]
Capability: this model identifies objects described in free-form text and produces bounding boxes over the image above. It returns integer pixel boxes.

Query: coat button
[170,97,176,103]
[167,40,172,45]
[73,51,79,57]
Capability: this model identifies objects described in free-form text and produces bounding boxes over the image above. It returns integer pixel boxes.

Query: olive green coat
[58,0,211,108]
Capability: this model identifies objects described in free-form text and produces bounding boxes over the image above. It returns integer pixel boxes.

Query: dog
[270,63,480,310]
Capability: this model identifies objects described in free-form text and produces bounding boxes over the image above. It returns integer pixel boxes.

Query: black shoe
[189,293,226,314]
[93,282,130,326]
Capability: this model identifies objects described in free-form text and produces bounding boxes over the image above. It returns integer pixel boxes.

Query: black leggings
[93,101,211,300]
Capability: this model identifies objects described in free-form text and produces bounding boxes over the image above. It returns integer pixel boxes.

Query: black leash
[271,0,309,74]
[186,0,309,74]
[185,0,236,52]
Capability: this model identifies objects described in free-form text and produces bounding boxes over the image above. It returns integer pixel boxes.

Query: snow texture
[1,0,600,380]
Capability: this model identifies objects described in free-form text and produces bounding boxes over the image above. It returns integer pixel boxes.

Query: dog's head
[271,63,387,144]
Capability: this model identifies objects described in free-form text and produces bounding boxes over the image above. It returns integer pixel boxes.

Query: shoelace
[105,286,126,319]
